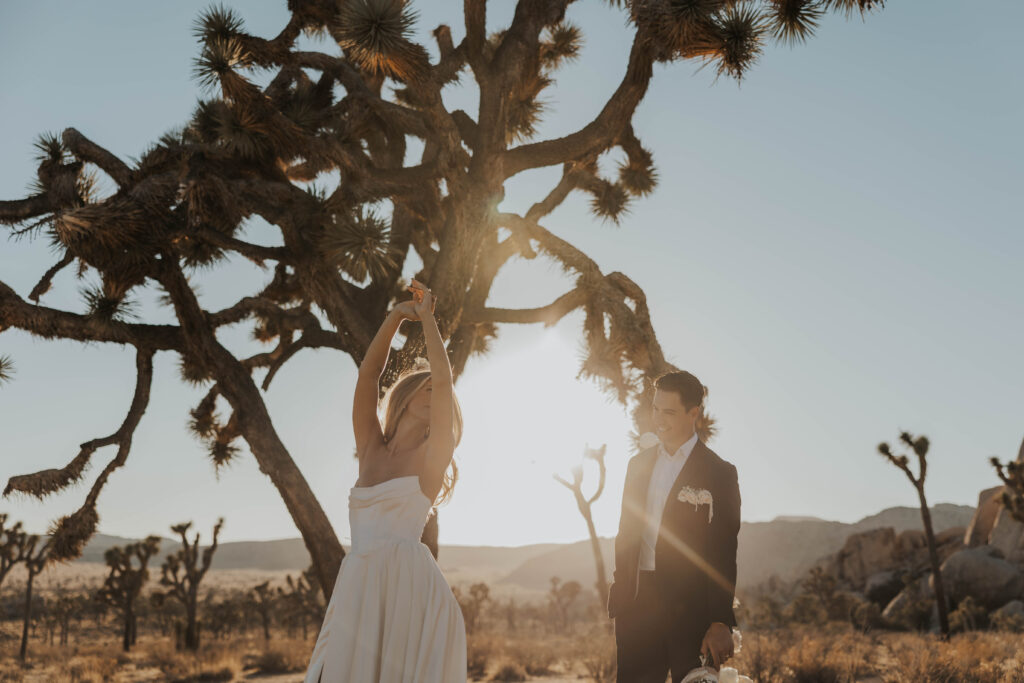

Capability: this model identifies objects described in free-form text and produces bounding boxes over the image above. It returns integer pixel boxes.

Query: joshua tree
[878,431,950,637]
[252,580,277,641]
[0,515,28,592]
[158,518,223,651]
[277,564,325,639]
[555,443,609,601]
[547,575,582,633]
[990,436,1024,523]
[16,533,52,660]
[0,356,13,385]
[96,535,162,651]
[1,0,888,599]
[452,581,490,634]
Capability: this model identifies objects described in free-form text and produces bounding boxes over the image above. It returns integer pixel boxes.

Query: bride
[303,279,467,682]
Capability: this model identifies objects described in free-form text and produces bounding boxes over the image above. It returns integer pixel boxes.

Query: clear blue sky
[1,1,1021,547]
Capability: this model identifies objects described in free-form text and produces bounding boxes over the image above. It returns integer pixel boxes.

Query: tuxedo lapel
[659,439,707,531]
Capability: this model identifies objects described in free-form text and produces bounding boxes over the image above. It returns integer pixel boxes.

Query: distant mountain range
[71,503,974,598]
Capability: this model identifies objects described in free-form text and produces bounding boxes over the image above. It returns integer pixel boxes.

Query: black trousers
[614,571,704,683]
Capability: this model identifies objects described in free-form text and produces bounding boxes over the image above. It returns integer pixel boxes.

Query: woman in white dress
[304,279,467,683]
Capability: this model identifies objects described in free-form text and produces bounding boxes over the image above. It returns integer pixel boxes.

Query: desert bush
[65,655,119,683]
[949,596,988,633]
[490,663,527,681]
[785,594,826,625]
[573,631,616,683]
[467,634,497,681]
[729,630,791,683]
[504,638,559,676]
[851,601,887,632]
[990,611,1024,633]
[254,646,306,674]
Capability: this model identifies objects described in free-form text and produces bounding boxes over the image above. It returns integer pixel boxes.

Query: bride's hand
[408,279,436,318]
[390,300,419,321]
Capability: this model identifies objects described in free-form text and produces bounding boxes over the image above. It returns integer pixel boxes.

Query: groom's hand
[700,622,734,669]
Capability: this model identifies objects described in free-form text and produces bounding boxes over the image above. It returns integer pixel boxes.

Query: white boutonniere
[677,485,714,523]
[638,431,660,450]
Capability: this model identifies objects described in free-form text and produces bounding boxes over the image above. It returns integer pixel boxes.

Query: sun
[440,326,636,547]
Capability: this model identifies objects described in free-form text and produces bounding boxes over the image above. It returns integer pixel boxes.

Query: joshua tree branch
[0,279,181,350]
[503,36,654,178]
[28,252,75,301]
[62,128,133,187]
[0,195,55,224]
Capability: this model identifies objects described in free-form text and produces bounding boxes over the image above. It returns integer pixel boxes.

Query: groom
[607,371,741,683]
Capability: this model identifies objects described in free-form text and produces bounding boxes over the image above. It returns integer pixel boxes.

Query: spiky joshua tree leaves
[0,0,885,598]
[877,431,950,637]
[157,519,223,651]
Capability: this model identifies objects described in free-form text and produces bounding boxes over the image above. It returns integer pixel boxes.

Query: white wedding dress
[303,475,467,683]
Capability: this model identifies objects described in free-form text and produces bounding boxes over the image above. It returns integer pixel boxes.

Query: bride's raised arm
[353,300,417,460]
[413,282,456,490]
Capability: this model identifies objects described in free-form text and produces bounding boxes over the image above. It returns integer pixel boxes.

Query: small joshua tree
[16,533,52,661]
[159,518,223,651]
[554,443,608,602]
[990,435,1024,523]
[277,564,324,639]
[547,575,581,633]
[452,581,490,634]
[878,431,949,637]
[96,536,162,651]
[252,580,277,641]
[0,514,28,592]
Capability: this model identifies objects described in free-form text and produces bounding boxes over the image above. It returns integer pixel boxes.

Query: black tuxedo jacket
[607,439,740,629]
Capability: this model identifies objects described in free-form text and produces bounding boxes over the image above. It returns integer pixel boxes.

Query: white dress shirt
[638,431,699,571]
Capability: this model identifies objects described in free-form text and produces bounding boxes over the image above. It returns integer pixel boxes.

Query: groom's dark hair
[654,371,707,410]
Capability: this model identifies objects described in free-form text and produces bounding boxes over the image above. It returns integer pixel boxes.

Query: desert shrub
[949,596,988,633]
[990,611,1024,633]
[254,646,306,674]
[728,631,791,683]
[885,593,934,632]
[574,632,616,683]
[490,663,527,681]
[785,594,826,625]
[851,601,886,632]
[504,638,559,676]
[467,634,496,681]
[65,655,119,683]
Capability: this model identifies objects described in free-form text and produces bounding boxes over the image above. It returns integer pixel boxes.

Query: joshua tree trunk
[878,432,950,637]
[19,571,35,661]
[917,483,950,636]
[122,599,134,652]
[555,444,609,602]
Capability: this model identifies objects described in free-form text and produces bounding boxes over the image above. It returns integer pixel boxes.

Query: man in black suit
[607,371,741,683]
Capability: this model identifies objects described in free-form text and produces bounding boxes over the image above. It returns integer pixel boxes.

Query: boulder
[864,570,904,607]
[882,574,937,628]
[897,529,927,556]
[992,599,1024,621]
[964,486,1005,547]
[931,546,1024,609]
[988,508,1024,564]
[834,527,900,589]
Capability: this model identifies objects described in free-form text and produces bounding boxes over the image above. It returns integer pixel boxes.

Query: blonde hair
[381,369,463,505]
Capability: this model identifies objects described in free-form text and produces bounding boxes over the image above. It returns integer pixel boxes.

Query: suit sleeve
[607,457,634,619]
[705,462,740,628]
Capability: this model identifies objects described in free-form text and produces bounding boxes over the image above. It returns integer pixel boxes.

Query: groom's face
[652,389,698,446]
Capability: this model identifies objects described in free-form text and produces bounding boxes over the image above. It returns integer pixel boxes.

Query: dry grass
[725,625,1024,683]
[3,617,1024,682]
